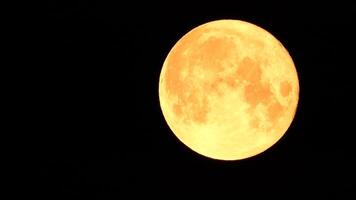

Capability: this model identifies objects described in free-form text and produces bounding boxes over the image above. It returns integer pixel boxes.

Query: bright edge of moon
[159,19,299,160]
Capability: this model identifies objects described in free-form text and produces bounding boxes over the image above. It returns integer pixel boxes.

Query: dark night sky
[24,1,355,199]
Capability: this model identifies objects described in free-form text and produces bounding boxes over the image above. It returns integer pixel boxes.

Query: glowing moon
[159,20,299,160]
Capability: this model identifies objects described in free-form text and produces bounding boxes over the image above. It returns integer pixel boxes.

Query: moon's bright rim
[159,19,299,160]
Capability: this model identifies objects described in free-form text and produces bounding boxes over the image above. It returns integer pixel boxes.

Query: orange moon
[159,20,299,160]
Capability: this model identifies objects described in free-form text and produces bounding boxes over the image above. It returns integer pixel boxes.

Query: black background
[24,1,355,199]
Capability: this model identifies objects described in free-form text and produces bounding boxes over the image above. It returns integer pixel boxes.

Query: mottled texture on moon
[159,20,299,160]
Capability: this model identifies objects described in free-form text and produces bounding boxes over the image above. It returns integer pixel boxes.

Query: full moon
[159,20,299,160]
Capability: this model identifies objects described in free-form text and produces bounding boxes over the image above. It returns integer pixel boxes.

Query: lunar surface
[159,20,299,160]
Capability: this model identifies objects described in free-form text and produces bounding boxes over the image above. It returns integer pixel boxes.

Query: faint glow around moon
[159,20,299,160]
